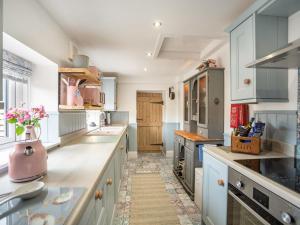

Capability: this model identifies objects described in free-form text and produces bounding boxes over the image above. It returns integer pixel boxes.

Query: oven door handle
[228,190,270,225]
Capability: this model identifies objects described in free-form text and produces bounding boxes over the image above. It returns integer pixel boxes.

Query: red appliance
[230,104,249,128]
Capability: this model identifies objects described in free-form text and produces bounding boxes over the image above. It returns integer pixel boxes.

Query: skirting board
[166,150,174,158]
[128,151,138,159]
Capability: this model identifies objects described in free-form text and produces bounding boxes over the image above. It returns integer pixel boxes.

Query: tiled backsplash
[107,111,129,124]
[39,112,59,143]
[59,111,87,136]
[254,110,296,156]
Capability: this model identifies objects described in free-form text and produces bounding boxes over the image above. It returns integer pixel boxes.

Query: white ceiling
[38,0,254,77]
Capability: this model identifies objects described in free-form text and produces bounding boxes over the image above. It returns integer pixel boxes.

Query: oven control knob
[236,181,244,189]
[281,212,292,224]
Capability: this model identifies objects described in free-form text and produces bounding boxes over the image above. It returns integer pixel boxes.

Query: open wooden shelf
[59,104,104,111]
[58,67,101,85]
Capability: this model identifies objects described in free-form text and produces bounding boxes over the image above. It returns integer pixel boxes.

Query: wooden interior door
[137,92,163,152]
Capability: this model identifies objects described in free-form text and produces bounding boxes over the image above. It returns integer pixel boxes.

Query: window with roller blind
[0,50,31,144]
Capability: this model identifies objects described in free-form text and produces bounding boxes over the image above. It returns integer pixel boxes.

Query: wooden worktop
[175,130,223,142]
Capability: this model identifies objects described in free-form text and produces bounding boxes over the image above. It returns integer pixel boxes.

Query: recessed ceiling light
[153,21,162,28]
[144,67,148,72]
[146,52,152,57]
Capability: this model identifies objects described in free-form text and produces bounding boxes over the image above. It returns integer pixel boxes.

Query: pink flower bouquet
[5,106,48,136]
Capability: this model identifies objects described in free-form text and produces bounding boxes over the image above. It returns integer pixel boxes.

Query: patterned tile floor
[114,153,202,225]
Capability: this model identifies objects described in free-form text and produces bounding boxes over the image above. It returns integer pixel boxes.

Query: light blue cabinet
[105,159,116,225]
[230,14,288,103]
[202,151,228,225]
[114,146,121,203]
[78,129,128,225]
[230,16,255,101]
[102,77,117,111]
[78,196,97,225]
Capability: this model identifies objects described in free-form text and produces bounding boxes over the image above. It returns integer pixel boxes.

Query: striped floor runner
[130,173,180,225]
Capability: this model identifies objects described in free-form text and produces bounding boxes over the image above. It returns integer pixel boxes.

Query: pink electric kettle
[8,126,47,183]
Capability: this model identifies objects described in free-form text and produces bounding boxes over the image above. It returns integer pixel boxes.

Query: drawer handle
[217,179,225,186]
[244,78,251,85]
[106,178,113,185]
[95,190,103,200]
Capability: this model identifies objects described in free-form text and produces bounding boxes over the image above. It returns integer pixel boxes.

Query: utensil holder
[231,136,260,155]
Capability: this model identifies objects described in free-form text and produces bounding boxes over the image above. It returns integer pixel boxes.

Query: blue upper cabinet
[228,0,295,103]
[230,16,255,101]
[102,77,118,111]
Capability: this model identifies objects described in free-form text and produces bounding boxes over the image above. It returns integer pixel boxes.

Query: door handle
[150,143,164,146]
[95,190,103,200]
[106,178,113,185]
[217,179,225,186]
[150,101,164,105]
[244,78,251,85]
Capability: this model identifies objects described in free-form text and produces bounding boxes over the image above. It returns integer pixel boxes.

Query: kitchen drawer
[198,127,208,138]
[79,196,96,225]
[185,139,195,151]
[175,135,185,145]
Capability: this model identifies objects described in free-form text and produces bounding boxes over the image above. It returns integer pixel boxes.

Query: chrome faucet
[99,111,106,130]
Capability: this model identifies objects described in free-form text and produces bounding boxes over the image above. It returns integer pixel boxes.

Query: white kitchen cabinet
[102,77,117,111]
[202,151,228,225]
[230,14,288,103]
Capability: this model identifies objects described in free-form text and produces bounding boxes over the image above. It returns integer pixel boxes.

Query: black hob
[235,157,300,194]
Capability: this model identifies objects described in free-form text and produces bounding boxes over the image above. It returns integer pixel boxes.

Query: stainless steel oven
[228,168,300,225]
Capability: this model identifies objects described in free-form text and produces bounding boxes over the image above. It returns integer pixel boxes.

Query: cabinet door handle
[106,178,113,185]
[217,179,225,186]
[95,190,103,200]
[120,145,124,150]
[244,79,251,85]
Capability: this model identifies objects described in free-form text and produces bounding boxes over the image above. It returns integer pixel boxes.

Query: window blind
[3,50,32,83]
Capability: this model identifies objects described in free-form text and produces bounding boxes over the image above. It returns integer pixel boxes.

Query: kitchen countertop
[0,125,128,225]
[204,145,300,208]
[175,130,223,142]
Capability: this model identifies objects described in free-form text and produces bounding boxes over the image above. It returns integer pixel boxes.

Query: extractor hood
[246,38,300,69]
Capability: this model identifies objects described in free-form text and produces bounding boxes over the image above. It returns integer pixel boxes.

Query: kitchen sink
[87,126,124,136]
[80,135,120,144]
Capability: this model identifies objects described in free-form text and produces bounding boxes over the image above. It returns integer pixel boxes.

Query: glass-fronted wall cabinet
[197,68,224,139]
[183,81,190,123]
[198,73,207,127]
[183,68,224,139]
[191,78,198,121]
[183,81,191,132]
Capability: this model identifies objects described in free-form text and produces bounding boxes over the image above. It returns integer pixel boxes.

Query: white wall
[117,76,179,124]
[4,33,59,112]
[3,0,74,66]
[31,64,58,111]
